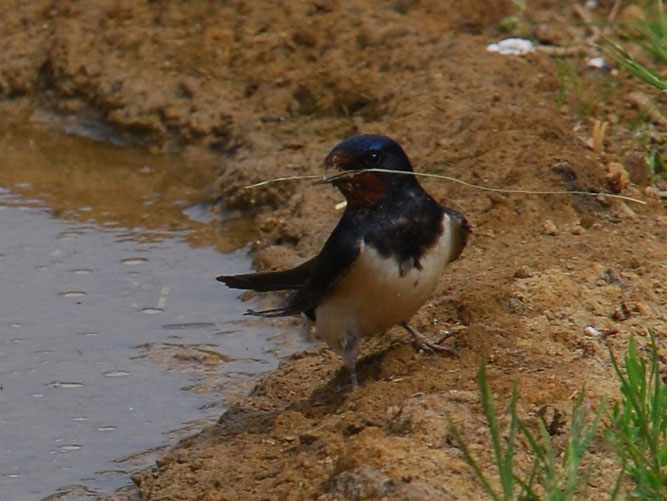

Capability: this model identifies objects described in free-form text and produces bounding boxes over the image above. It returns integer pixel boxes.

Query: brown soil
[3,1,666,500]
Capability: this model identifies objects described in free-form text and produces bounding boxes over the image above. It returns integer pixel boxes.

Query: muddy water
[0,115,307,499]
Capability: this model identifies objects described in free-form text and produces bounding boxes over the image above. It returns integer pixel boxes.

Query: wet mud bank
[2,0,665,499]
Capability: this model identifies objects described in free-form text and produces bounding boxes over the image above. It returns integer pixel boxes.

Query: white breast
[315,212,456,354]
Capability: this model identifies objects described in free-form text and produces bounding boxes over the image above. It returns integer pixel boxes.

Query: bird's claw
[412,336,459,357]
[401,322,459,357]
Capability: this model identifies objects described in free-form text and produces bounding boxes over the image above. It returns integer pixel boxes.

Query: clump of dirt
[2,0,665,499]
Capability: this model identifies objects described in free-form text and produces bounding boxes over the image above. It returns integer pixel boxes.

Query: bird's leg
[342,331,361,389]
[401,321,458,356]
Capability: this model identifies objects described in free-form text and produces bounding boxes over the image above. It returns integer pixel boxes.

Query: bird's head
[324,134,416,208]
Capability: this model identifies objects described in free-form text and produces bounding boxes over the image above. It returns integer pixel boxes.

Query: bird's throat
[334,172,389,208]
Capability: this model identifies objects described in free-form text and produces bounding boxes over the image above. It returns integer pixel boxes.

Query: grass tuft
[449,362,604,500]
[452,330,667,499]
[605,330,667,500]
[604,0,667,91]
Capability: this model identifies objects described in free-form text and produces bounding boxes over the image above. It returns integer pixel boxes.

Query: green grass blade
[448,415,502,501]
[513,473,541,501]
[609,459,626,501]
[603,37,667,91]
[478,362,515,499]
[606,332,667,498]
[502,384,519,497]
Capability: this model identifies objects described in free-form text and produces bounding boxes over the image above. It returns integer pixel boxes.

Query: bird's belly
[315,228,453,354]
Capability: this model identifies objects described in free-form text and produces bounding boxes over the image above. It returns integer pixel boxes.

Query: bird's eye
[365,151,383,167]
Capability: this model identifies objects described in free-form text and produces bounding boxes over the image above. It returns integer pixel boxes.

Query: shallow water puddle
[0,115,307,498]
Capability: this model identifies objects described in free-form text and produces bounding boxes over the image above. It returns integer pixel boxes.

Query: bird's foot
[401,322,459,357]
[343,331,361,389]
[349,368,360,390]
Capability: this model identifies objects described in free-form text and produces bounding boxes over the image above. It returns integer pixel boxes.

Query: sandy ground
[3,1,666,500]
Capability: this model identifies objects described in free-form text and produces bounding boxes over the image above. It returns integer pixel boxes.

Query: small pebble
[584,326,602,337]
[644,186,660,199]
[487,38,536,56]
[606,162,630,193]
[586,57,611,72]
[570,224,585,235]
[611,303,630,321]
[513,266,531,279]
[542,219,558,236]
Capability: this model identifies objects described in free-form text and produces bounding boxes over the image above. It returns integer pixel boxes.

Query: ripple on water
[76,331,99,337]
[140,307,163,314]
[59,445,82,452]
[102,371,130,378]
[71,268,93,274]
[161,322,216,330]
[57,230,86,240]
[46,382,84,389]
[120,257,149,265]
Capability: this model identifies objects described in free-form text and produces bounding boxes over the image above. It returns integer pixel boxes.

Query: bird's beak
[324,150,353,171]
[323,150,361,186]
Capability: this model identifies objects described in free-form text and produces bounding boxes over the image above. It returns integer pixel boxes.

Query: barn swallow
[217,134,470,388]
